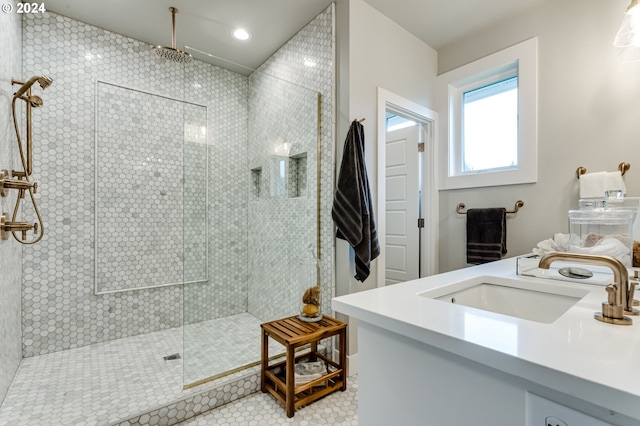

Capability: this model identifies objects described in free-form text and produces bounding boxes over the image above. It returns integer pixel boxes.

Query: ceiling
[44,0,548,74]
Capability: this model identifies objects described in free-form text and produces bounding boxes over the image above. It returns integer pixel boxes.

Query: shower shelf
[288,153,307,198]
[250,166,262,200]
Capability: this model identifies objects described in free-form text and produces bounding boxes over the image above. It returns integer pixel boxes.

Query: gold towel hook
[456,200,524,215]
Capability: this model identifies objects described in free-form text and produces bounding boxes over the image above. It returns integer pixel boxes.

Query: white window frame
[438,37,538,190]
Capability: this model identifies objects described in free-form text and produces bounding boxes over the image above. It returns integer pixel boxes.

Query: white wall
[437,0,640,272]
[334,0,437,356]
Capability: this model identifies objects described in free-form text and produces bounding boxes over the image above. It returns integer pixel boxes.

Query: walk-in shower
[0,6,333,424]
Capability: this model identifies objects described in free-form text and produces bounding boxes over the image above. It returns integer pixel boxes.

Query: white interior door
[385,125,420,285]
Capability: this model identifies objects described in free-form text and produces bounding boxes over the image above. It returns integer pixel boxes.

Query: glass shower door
[182,61,320,388]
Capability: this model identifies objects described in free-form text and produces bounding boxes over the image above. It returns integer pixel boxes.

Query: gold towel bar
[456,200,524,215]
[576,162,630,179]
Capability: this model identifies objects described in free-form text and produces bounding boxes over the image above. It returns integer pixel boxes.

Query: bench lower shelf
[263,352,345,413]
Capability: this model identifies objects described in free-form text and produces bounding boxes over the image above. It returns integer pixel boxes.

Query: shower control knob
[32,181,38,194]
[20,223,38,241]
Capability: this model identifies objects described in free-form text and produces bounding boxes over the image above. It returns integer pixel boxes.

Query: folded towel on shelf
[466,208,507,265]
[579,171,626,198]
[294,361,327,386]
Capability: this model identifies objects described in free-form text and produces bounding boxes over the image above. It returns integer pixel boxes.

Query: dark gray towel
[466,208,507,264]
[332,120,380,281]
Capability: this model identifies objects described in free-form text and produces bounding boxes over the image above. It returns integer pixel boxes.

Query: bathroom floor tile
[176,375,359,425]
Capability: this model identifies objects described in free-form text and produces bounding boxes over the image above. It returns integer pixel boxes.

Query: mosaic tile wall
[248,5,336,321]
[95,82,208,293]
[21,5,335,364]
[21,12,248,357]
[0,0,23,403]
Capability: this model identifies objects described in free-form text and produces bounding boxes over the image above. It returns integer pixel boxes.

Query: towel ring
[456,200,524,215]
[576,162,630,179]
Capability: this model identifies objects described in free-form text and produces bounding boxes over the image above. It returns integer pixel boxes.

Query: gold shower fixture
[0,169,37,197]
[11,75,52,177]
[0,75,52,244]
[152,7,193,63]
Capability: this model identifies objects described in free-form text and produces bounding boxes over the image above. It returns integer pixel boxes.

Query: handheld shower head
[14,75,53,99]
[37,75,53,90]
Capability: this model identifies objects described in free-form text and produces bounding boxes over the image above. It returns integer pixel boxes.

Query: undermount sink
[418,275,589,323]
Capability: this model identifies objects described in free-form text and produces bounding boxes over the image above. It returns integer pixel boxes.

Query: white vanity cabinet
[333,258,640,426]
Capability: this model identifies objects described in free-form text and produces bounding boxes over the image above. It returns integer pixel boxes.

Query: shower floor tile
[183,313,283,384]
[0,313,284,426]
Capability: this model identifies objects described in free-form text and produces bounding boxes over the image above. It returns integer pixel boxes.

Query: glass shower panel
[182,62,320,387]
[246,72,320,323]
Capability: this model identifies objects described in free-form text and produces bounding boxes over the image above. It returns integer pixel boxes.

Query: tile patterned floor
[184,314,284,384]
[0,313,285,426]
[177,376,358,426]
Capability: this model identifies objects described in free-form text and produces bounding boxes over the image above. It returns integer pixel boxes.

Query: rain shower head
[14,75,53,99]
[152,7,193,64]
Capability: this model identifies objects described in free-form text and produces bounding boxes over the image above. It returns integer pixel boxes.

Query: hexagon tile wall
[21,6,335,364]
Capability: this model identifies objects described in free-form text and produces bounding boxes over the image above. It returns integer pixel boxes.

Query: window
[463,76,518,172]
[438,38,537,189]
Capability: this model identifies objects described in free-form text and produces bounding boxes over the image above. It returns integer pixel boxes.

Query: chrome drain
[163,353,181,361]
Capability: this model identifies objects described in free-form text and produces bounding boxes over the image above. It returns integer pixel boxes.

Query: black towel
[332,120,380,281]
[466,208,507,265]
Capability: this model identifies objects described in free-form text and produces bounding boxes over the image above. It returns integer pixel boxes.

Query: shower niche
[254,152,308,200]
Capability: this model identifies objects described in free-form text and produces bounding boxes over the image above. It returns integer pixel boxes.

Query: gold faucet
[538,252,638,326]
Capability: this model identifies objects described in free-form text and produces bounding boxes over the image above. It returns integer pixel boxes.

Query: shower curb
[110,371,260,426]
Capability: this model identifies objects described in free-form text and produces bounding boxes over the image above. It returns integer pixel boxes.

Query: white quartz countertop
[332,257,640,421]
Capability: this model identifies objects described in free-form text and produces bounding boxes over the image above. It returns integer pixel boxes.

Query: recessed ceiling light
[232,28,251,41]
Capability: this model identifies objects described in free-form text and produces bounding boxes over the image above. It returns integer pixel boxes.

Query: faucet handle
[630,278,640,306]
[627,280,640,315]
[596,283,633,325]
[606,283,617,306]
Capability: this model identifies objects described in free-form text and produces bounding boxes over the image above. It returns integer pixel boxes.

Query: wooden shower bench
[260,314,347,417]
